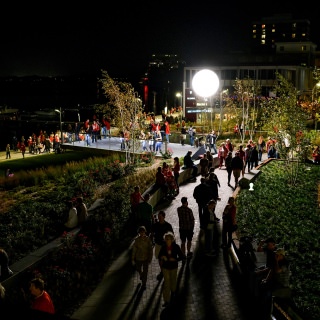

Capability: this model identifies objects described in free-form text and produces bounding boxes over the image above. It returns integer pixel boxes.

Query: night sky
[0,1,318,84]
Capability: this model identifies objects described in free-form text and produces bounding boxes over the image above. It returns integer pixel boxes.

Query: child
[166,169,177,199]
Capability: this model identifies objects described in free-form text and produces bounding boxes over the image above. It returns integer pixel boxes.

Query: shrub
[236,160,320,319]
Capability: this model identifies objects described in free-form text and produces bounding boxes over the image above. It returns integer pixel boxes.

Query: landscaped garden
[236,160,320,320]
[1,70,320,319]
[0,149,161,316]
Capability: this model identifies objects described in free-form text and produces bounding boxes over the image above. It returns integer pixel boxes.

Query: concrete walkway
[70,141,267,320]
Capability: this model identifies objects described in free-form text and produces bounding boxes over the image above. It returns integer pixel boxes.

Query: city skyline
[0,2,319,85]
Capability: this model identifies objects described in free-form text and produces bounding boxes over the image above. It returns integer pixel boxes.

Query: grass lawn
[0,150,100,177]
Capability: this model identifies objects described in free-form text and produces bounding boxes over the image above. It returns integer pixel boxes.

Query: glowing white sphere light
[192,69,219,98]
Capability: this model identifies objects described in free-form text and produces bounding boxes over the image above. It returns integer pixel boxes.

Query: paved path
[70,141,267,320]
[1,139,267,319]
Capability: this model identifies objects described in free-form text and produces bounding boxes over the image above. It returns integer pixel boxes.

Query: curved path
[70,141,268,320]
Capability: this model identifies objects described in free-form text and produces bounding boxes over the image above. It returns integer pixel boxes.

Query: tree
[97,70,144,164]
[229,78,261,144]
[260,72,309,185]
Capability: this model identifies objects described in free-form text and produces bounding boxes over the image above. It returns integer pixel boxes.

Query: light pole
[312,82,320,130]
[55,107,63,144]
[176,92,182,126]
[219,89,228,135]
[192,69,219,132]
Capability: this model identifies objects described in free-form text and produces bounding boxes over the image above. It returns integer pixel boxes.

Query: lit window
[301,45,306,51]
[262,24,265,29]
[292,33,296,39]
[272,29,275,33]
[261,40,265,45]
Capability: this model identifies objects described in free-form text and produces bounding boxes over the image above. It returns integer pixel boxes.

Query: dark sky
[0,1,318,84]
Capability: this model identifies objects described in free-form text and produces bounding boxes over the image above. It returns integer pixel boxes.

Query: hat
[275,248,286,256]
[181,197,188,203]
[137,226,146,233]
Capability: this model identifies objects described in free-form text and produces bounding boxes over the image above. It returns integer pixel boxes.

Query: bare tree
[230,78,261,144]
[97,70,143,164]
[260,72,309,185]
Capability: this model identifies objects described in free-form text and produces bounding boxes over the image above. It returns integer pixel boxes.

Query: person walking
[206,169,221,202]
[20,142,26,158]
[244,144,252,173]
[165,120,170,143]
[206,130,217,154]
[137,193,154,236]
[202,199,219,256]
[5,144,11,159]
[250,145,259,170]
[218,142,227,169]
[177,197,195,258]
[199,153,209,177]
[258,136,266,162]
[238,145,246,177]
[231,151,244,188]
[193,177,215,229]
[158,231,185,307]
[155,129,162,154]
[221,197,237,248]
[173,157,180,194]
[188,125,195,147]
[180,125,187,146]
[130,186,145,224]
[225,138,234,154]
[131,226,153,290]
[206,150,214,170]
[225,151,233,186]
[150,211,174,281]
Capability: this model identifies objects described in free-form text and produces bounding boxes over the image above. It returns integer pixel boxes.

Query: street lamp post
[176,92,182,126]
[192,69,219,133]
[312,82,320,130]
[219,89,228,135]
[55,107,63,144]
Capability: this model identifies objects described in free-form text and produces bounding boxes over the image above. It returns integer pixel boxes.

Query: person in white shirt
[64,201,78,230]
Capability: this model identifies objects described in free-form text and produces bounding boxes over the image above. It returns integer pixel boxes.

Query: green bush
[236,161,320,320]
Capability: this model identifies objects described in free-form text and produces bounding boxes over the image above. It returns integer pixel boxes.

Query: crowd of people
[1,124,297,316]
[131,196,194,307]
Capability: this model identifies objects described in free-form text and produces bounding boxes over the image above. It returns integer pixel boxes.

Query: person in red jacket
[164,120,170,143]
[20,142,26,158]
[29,278,55,315]
[218,142,228,169]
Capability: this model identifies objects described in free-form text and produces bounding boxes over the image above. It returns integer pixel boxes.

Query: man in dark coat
[193,178,215,229]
